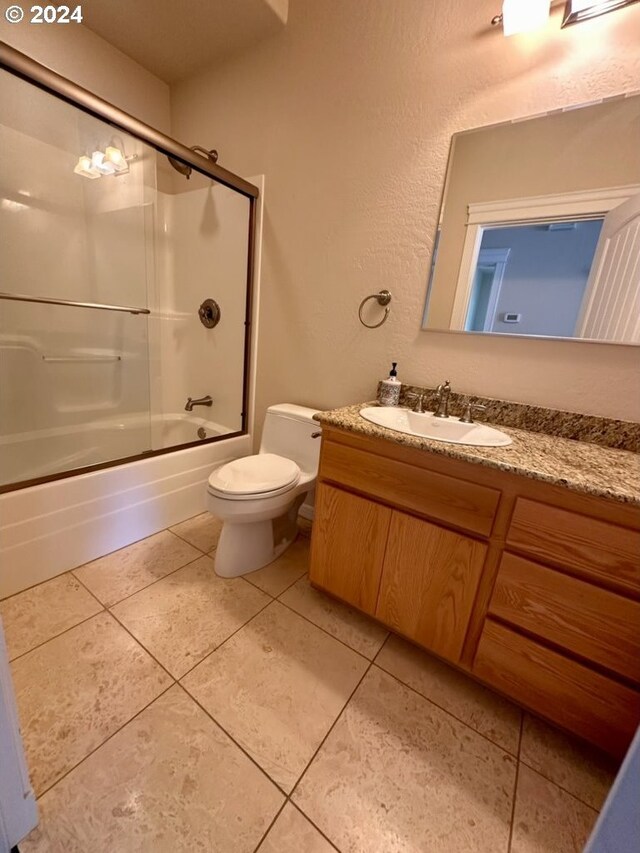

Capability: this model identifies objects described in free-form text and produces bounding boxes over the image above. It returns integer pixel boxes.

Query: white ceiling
[82,0,288,84]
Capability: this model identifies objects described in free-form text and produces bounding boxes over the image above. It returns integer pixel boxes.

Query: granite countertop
[314,402,640,506]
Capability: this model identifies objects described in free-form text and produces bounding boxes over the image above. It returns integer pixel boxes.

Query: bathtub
[0,423,251,599]
[0,413,231,488]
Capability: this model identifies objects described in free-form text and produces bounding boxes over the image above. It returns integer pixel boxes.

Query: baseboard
[298,503,315,521]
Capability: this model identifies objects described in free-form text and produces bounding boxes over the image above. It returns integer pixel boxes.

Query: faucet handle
[459,397,486,424]
[406,391,427,413]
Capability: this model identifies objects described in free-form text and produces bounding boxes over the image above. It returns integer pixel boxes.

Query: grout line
[173,593,275,682]
[507,714,524,852]
[242,573,278,598]
[252,800,289,852]
[371,632,392,664]
[275,596,377,665]
[106,610,180,684]
[81,553,205,609]
[167,526,220,556]
[372,661,521,758]
[517,759,603,814]
[288,659,374,799]
[72,572,109,611]
[0,569,90,604]
[289,801,342,852]
[7,606,104,666]
[175,682,291,799]
[33,681,175,801]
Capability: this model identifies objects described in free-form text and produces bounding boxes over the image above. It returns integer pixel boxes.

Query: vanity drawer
[473,620,640,757]
[489,553,640,683]
[506,498,640,597]
[320,439,500,537]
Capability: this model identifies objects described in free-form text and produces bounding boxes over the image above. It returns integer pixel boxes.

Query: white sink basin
[360,407,512,447]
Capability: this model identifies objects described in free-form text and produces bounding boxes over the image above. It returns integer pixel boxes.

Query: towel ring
[358,290,392,329]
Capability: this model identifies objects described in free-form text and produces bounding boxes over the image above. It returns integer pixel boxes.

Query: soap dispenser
[378,362,401,407]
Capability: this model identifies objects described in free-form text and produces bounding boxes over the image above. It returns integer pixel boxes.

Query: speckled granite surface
[314,402,640,506]
[394,385,640,453]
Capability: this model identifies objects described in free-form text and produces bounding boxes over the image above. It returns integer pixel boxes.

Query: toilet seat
[207,453,301,500]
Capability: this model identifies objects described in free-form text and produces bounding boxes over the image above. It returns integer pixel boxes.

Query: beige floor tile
[20,685,284,853]
[74,530,200,607]
[11,611,171,795]
[376,634,522,754]
[182,601,368,792]
[258,803,336,853]
[520,714,617,810]
[293,666,516,853]
[511,765,598,853]
[111,556,270,678]
[280,575,388,659]
[244,537,310,597]
[170,512,223,553]
[0,574,102,660]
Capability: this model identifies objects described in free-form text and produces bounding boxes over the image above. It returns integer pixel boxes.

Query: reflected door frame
[449,185,640,331]
[466,248,510,331]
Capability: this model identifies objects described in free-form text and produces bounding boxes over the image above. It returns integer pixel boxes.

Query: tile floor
[0,513,619,853]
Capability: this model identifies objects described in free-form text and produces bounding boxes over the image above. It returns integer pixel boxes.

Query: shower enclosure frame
[0,41,259,494]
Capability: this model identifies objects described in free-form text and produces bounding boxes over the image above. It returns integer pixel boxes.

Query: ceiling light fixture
[561,0,639,26]
[491,0,551,35]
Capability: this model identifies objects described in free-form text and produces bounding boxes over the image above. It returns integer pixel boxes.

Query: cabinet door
[376,511,487,662]
[309,483,392,614]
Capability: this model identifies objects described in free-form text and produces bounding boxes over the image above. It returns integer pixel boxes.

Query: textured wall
[171,0,640,423]
[0,20,171,132]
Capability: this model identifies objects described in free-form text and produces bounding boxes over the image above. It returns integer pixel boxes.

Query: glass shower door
[0,69,154,487]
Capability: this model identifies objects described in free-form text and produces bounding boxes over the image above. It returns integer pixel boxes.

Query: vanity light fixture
[491,0,551,35]
[73,154,101,179]
[561,0,639,26]
[73,145,131,179]
[104,145,129,173]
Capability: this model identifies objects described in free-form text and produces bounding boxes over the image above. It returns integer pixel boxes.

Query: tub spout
[185,395,213,412]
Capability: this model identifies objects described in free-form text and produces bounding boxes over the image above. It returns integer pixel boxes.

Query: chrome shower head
[166,146,218,180]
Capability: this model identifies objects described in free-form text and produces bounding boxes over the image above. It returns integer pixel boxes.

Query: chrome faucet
[185,395,213,412]
[434,380,452,418]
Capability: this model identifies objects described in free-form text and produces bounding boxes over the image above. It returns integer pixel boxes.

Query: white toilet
[206,403,321,578]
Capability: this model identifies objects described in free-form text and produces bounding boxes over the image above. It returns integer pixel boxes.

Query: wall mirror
[422,94,640,345]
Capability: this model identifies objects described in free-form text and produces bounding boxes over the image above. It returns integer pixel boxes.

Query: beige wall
[429,97,640,329]
[0,21,170,132]
[171,0,640,422]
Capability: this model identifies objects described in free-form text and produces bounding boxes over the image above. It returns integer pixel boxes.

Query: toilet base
[213,495,304,578]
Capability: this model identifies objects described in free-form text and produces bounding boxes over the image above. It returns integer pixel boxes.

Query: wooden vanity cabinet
[376,512,487,662]
[309,425,640,757]
[311,484,391,613]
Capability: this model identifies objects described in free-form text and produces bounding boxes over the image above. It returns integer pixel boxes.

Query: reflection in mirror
[422,94,640,344]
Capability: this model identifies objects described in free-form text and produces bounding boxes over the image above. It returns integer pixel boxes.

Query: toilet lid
[208,453,300,496]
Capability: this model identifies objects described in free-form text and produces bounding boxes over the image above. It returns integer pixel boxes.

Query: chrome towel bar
[42,355,122,363]
[0,291,150,315]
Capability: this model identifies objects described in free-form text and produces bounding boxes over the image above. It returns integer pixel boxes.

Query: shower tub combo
[0,43,263,599]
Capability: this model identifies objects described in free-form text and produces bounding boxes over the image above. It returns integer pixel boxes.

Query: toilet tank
[260,404,321,474]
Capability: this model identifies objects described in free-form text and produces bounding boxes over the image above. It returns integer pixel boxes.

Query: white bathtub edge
[0,435,251,599]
